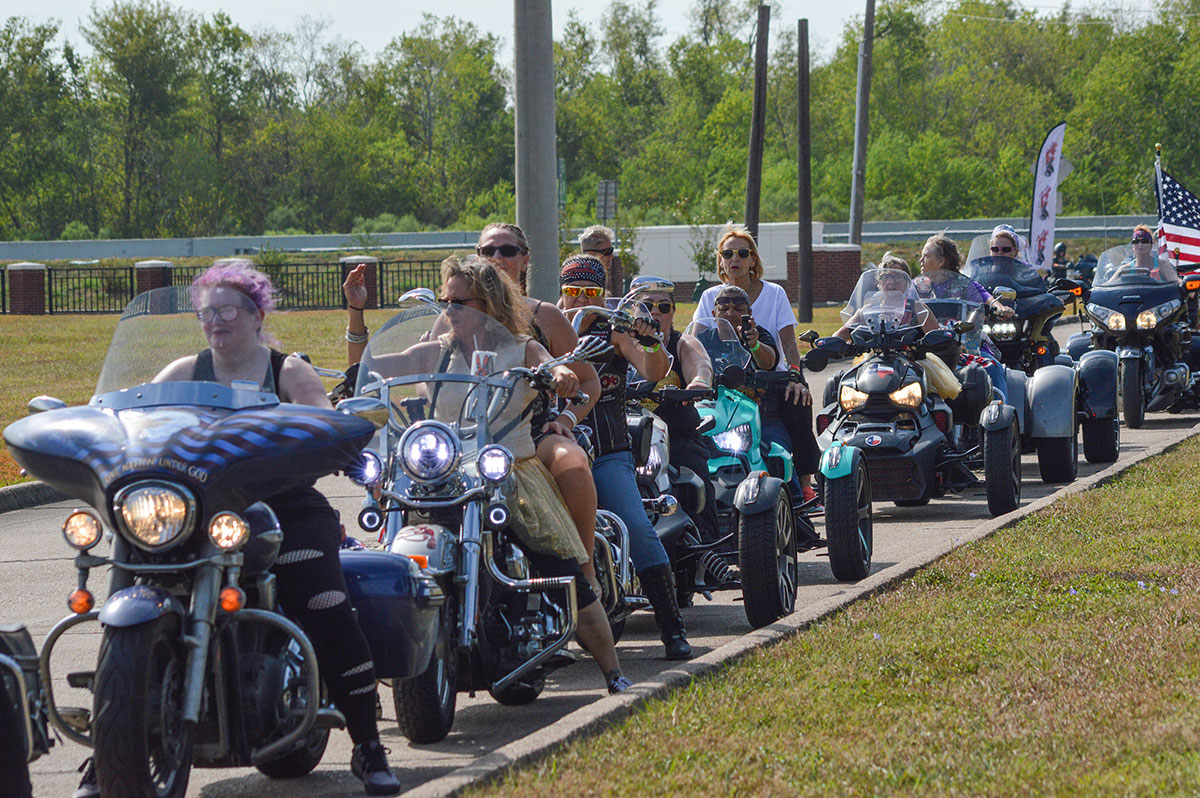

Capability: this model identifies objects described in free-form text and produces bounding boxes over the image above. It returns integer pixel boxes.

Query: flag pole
[1155,142,1166,260]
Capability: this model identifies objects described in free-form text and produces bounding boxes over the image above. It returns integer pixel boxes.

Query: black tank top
[652,329,703,439]
[192,348,287,395]
[578,319,630,456]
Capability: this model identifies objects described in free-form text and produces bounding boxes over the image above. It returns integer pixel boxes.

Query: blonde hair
[440,255,531,336]
[580,225,615,248]
[716,225,764,282]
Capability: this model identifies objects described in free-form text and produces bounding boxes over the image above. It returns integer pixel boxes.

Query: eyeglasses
[561,285,605,298]
[196,304,247,323]
[1131,237,1152,244]
[477,244,526,258]
[990,245,1014,254]
[648,301,674,314]
[720,248,752,259]
[714,296,749,308]
[584,247,614,257]
[439,297,479,307]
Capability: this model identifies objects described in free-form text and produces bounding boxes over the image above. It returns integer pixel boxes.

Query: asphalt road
[10,328,1195,797]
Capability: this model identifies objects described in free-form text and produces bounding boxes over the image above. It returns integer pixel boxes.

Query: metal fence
[47,266,135,314]
[0,268,6,314]
[378,260,442,305]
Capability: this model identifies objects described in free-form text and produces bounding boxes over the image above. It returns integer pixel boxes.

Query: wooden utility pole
[744,4,770,240]
[848,0,875,245]
[796,18,813,323]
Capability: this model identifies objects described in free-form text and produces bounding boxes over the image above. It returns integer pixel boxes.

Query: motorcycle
[1068,244,1200,428]
[962,234,1116,480]
[0,624,51,798]
[353,289,598,744]
[810,269,1022,519]
[3,286,443,797]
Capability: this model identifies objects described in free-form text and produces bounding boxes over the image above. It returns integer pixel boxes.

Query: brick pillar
[8,262,46,315]
[339,256,379,308]
[788,245,862,303]
[135,260,173,294]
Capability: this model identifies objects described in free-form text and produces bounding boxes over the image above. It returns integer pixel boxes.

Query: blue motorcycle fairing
[1066,333,1092,362]
[98,585,186,628]
[1077,349,1119,420]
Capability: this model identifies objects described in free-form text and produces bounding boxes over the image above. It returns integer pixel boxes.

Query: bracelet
[788,364,801,373]
[557,409,578,428]
[347,304,365,312]
[748,340,761,352]
[345,327,369,344]
[640,341,662,353]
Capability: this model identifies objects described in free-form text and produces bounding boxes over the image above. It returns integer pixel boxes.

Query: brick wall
[135,260,173,295]
[8,262,46,315]
[787,245,862,303]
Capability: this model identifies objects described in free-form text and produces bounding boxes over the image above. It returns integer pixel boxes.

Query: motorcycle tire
[984,420,1021,516]
[92,614,194,798]
[254,727,330,779]
[1119,359,1145,429]
[394,597,458,744]
[0,676,32,798]
[1081,417,1120,464]
[1036,432,1078,483]
[738,488,798,629]
[824,455,874,583]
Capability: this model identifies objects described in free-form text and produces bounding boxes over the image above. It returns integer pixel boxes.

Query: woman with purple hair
[72,260,401,798]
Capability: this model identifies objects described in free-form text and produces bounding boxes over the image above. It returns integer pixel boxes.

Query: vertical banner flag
[1154,155,1200,270]
[1029,122,1067,275]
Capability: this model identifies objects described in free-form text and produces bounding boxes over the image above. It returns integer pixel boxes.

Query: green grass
[471,435,1200,797]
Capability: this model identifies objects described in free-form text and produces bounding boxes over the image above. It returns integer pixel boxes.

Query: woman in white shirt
[692,225,820,505]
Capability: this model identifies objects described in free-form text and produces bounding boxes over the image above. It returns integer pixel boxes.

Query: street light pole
[848,0,875,246]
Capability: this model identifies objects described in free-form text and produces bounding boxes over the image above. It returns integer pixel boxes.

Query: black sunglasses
[990,245,1014,254]
[585,247,614,257]
[1131,236,1152,244]
[477,244,526,258]
[715,296,749,307]
[439,297,478,306]
[720,248,752,259]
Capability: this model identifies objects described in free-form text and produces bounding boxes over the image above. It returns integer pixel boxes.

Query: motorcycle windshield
[841,268,928,331]
[95,286,208,396]
[354,300,527,453]
[913,272,986,352]
[683,317,751,373]
[1093,244,1175,287]
[963,234,1045,292]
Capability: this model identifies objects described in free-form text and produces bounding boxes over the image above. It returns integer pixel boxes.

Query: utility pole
[743,4,770,241]
[514,0,558,301]
[848,0,875,245]
[796,18,813,323]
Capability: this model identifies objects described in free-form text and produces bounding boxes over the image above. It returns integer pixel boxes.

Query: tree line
[1,0,1198,244]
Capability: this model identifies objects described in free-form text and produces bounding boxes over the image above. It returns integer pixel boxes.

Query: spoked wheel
[984,419,1022,516]
[1082,416,1120,463]
[92,615,194,798]
[1119,358,1145,428]
[254,640,329,778]
[738,486,798,629]
[825,453,873,582]
[394,596,458,744]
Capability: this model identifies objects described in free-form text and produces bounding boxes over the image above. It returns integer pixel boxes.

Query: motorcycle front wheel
[1119,358,1145,428]
[394,596,458,744]
[739,486,798,629]
[92,614,193,798]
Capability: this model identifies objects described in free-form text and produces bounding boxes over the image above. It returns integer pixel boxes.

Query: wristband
[636,332,661,347]
[347,304,365,312]
[748,340,761,352]
[788,364,801,373]
[557,409,578,428]
[345,327,369,344]
[640,341,662,353]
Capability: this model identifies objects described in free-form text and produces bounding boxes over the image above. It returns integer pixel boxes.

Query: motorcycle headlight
[1107,312,1126,331]
[839,385,869,411]
[209,511,250,551]
[348,449,384,487]
[398,421,460,483]
[1136,309,1158,329]
[984,321,1020,339]
[477,445,513,482]
[636,444,663,478]
[62,510,103,550]
[889,381,924,408]
[113,482,195,550]
[712,422,752,455]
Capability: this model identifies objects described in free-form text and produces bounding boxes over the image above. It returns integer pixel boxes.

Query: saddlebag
[339,550,444,680]
[947,363,991,426]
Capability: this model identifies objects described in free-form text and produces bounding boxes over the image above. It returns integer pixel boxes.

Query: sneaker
[72,758,99,798]
[607,674,633,694]
[801,485,823,512]
[351,740,401,796]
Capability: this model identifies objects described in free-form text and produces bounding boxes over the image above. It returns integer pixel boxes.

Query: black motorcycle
[4,287,441,797]
[1069,244,1200,427]
[0,624,51,798]
[812,269,1022,517]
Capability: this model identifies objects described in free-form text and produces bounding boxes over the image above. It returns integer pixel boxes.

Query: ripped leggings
[266,487,378,744]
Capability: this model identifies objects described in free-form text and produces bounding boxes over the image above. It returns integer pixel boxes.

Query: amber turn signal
[1186,279,1200,292]
[1036,346,1047,355]
[68,589,94,614]
[219,586,246,613]
[408,554,429,569]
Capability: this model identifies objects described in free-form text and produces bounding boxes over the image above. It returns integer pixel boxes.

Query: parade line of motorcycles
[5,232,1200,796]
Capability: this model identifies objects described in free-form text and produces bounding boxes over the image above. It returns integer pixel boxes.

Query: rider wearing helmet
[1052,241,1069,280]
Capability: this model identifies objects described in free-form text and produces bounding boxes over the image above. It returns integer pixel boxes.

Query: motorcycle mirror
[804,348,829,372]
[398,287,438,307]
[815,336,849,357]
[994,287,1017,301]
[718,364,746,390]
[797,329,820,344]
[921,329,955,348]
[336,396,390,429]
[27,395,67,414]
[954,321,976,334]
[627,275,675,297]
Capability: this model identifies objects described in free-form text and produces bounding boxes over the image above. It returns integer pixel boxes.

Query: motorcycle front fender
[979,401,1016,433]
[1027,364,1077,439]
[1077,349,1119,420]
[97,585,186,628]
[1116,345,1144,362]
[734,472,785,516]
[819,443,856,481]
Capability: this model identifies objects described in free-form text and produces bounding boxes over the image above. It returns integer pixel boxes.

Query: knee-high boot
[639,564,693,660]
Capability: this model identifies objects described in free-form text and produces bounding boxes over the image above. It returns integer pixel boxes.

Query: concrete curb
[401,421,1200,798]
[0,481,68,514]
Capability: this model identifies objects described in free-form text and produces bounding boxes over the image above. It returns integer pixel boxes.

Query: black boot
[640,564,693,660]
[351,739,401,795]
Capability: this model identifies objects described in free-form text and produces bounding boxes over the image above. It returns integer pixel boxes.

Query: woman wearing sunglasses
[1115,225,1180,283]
[559,255,694,660]
[692,226,820,506]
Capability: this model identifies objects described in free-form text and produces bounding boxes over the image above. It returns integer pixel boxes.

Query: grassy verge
[473,435,1200,797]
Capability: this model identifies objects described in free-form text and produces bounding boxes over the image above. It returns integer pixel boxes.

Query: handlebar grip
[570,391,589,406]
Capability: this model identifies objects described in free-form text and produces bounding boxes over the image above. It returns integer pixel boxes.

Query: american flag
[1155,169,1200,267]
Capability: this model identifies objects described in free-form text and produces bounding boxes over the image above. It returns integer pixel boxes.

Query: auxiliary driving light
[358,506,384,532]
[209,512,250,551]
[62,510,103,550]
[349,449,384,487]
[477,445,514,482]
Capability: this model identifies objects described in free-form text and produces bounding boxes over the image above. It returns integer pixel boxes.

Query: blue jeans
[760,415,803,500]
[978,356,1008,402]
[592,451,670,572]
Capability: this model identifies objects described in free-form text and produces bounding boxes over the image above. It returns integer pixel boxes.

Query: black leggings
[669,433,720,543]
[266,487,378,745]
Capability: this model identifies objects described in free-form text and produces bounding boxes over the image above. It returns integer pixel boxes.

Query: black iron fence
[39,260,445,313]
[0,268,7,314]
[47,266,135,313]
